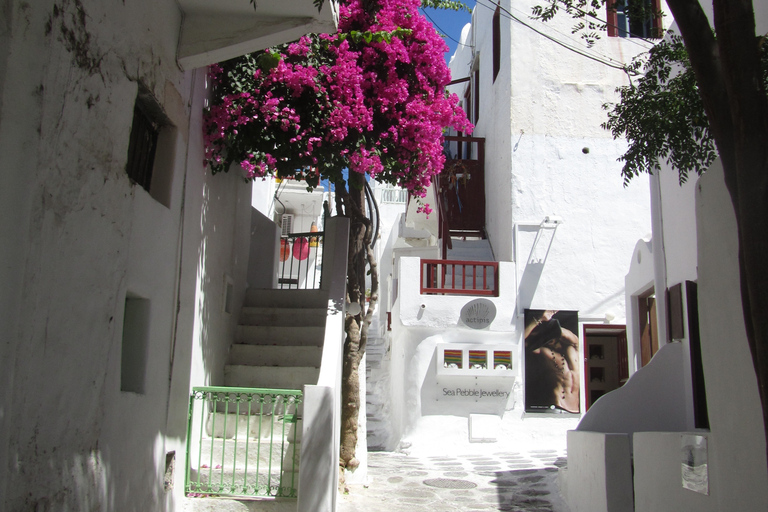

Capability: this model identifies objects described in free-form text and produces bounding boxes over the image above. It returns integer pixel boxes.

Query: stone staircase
[365,302,393,451]
[226,287,327,390]
[446,237,494,261]
[188,288,329,506]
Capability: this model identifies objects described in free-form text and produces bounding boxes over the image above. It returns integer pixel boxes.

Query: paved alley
[338,449,571,512]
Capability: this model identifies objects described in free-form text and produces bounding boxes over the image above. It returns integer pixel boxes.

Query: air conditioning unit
[281,214,294,236]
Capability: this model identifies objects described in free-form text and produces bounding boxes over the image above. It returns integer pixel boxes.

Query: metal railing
[185,387,302,499]
[379,186,408,204]
[420,259,499,296]
[278,231,323,289]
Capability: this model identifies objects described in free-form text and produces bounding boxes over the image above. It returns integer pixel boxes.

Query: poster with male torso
[524,309,580,413]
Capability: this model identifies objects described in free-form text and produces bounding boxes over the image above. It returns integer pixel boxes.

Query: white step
[245,288,327,309]
[229,344,322,368]
[188,435,300,498]
[224,365,319,390]
[236,325,325,346]
[240,307,327,327]
[447,238,494,261]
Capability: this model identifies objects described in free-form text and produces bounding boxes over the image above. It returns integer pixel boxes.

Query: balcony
[420,259,498,297]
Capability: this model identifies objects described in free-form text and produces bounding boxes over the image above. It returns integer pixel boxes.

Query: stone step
[245,288,327,309]
[229,344,322,368]
[188,435,300,493]
[235,325,325,346]
[224,365,319,390]
[447,238,494,262]
[240,306,327,327]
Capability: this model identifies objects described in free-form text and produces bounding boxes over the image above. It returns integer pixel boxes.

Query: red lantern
[293,237,310,260]
[279,239,291,262]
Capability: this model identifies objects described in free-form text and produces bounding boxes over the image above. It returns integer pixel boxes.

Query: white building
[0,1,346,511]
[563,3,768,510]
[366,0,672,455]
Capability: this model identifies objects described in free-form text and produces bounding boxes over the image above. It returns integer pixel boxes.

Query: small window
[126,101,159,192]
[492,4,501,82]
[121,295,151,394]
[606,0,662,39]
[125,85,175,207]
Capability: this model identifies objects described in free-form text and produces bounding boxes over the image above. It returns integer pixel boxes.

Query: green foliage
[266,0,470,14]
[532,0,662,47]
[603,32,768,186]
[421,0,471,12]
[337,28,413,44]
[603,33,716,185]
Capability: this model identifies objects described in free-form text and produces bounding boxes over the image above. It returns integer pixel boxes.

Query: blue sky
[419,1,477,65]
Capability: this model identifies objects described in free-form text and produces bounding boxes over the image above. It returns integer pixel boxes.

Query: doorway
[583,325,629,410]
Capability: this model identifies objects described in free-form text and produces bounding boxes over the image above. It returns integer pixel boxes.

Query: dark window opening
[686,281,709,429]
[125,85,175,207]
[126,100,160,192]
[607,0,662,39]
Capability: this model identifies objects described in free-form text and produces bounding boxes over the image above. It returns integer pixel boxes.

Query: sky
[419,1,477,65]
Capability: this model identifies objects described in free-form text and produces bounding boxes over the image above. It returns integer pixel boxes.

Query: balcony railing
[420,259,499,296]
[185,387,302,499]
[379,186,408,204]
[278,231,323,289]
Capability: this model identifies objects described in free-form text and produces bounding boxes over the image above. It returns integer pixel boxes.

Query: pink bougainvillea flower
[202,0,472,201]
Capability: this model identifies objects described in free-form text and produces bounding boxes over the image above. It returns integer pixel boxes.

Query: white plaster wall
[1,1,189,509]
[449,0,654,324]
[624,237,654,374]
[164,71,253,508]
[0,1,252,510]
[575,342,687,434]
[564,431,633,512]
[693,160,768,510]
[632,432,717,512]
[648,161,698,353]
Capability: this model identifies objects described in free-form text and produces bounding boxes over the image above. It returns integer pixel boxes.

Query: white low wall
[298,217,349,512]
[633,432,716,512]
[563,431,633,512]
[576,342,686,434]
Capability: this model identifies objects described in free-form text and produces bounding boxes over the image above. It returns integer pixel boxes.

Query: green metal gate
[185,387,302,499]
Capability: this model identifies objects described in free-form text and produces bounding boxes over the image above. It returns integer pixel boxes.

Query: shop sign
[461,299,496,329]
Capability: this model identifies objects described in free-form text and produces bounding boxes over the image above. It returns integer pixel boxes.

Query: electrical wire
[421,8,475,49]
[546,0,658,48]
[471,0,651,72]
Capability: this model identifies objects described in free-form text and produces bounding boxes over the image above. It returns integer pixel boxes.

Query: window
[638,289,658,367]
[125,85,175,207]
[492,4,501,82]
[121,294,151,394]
[463,56,480,129]
[606,0,662,39]
[126,100,159,192]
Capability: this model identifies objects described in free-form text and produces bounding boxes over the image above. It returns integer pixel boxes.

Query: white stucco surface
[372,0,661,458]
[692,161,768,510]
[0,1,296,509]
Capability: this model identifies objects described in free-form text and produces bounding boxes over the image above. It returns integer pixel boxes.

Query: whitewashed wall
[0,1,251,510]
[630,161,768,511]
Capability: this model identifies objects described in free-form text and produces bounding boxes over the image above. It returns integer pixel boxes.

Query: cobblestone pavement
[338,450,571,512]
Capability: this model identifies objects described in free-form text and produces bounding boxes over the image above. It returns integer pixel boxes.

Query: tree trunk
[666,0,768,470]
[338,172,379,483]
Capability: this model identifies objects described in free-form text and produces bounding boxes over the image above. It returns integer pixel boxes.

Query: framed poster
[524,309,580,413]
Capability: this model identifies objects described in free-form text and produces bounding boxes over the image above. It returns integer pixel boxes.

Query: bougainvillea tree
[204,0,472,477]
